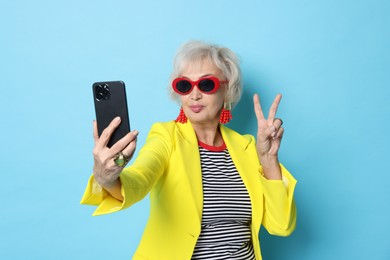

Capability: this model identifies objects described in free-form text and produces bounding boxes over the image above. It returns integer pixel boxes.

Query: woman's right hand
[92,117,138,190]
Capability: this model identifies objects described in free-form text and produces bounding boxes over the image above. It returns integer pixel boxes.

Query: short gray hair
[168,40,242,107]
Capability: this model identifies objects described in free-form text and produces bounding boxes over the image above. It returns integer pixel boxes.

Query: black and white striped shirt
[192,142,255,260]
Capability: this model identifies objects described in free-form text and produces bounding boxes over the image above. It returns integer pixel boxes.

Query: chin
[188,116,219,125]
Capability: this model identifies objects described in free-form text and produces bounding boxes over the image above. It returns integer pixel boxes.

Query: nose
[190,85,202,100]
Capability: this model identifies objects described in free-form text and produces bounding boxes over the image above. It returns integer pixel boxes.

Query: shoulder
[145,121,177,141]
[150,120,176,132]
[148,121,194,141]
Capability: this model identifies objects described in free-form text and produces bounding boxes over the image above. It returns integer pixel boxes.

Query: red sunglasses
[172,76,228,95]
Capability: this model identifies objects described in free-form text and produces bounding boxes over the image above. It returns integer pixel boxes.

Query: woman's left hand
[253,94,284,176]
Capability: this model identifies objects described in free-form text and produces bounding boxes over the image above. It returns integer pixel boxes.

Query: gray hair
[168,40,242,107]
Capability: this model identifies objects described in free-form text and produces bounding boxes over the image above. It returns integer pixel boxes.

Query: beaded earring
[219,103,232,124]
[175,107,188,123]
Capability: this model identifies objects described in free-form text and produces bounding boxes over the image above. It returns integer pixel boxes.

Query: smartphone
[93,81,131,148]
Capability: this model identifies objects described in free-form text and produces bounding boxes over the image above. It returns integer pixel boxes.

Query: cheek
[213,98,224,108]
[214,93,226,107]
[179,95,188,105]
[208,98,224,115]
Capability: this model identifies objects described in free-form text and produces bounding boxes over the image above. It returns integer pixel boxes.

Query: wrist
[259,155,279,168]
[102,178,120,190]
[259,155,282,180]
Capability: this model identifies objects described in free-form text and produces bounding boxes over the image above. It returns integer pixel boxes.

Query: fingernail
[114,117,121,122]
[133,130,139,136]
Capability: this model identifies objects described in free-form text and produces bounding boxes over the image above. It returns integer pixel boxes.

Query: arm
[253,93,297,235]
[80,122,173,216]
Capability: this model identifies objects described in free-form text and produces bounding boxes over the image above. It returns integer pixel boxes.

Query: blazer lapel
[176,122,204,226]
[221,126,262,222]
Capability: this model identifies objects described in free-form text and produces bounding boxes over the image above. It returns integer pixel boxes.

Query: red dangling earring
[175,107,188,123]
[219,103,232,124]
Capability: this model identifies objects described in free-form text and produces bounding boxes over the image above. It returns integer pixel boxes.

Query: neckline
[198,140,227,152]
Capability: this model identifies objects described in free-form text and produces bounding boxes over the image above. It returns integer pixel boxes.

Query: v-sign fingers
[268,94,282,124]
[253,94,265,122]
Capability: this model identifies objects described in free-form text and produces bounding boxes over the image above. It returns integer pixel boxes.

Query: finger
[121,136,138,164]
[93,120,99,143]
[259,124,277,141]
[274,127,284,140]
[111,130,139,168]
[273,118,283,129]
[97,117,122,149]
[253,94,265,121]
[111,130,139,155]
[271,119,283,138]
[268,94,282,124]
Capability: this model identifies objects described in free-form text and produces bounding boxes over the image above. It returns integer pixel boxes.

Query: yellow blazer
[81,121,297,260]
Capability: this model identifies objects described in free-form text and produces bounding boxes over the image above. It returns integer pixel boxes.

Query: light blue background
[1,0,389,259]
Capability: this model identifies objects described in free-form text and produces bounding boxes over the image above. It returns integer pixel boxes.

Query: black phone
[93,81,131,148]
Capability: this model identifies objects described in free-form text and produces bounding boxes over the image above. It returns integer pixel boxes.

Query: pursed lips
[189,105,204,113]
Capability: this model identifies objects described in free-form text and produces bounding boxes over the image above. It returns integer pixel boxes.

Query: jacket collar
[220,124,252,151]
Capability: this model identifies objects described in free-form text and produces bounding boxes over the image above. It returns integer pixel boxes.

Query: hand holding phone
[91,81,137,194]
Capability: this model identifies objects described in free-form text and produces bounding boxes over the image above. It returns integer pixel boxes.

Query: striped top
[191,141,255,260]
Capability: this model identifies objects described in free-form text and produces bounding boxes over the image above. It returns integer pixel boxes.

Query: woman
[81,41,297,260]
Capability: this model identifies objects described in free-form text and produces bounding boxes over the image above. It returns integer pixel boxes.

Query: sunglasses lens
[199,79,216,93]
[176,80,192,94]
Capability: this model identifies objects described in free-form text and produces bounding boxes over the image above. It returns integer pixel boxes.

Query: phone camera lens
[95,84,110,101]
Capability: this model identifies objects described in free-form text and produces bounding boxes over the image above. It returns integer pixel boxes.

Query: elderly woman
[81,41,297,260]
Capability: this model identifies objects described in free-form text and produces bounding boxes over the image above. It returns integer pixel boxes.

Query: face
[178,59,227,126]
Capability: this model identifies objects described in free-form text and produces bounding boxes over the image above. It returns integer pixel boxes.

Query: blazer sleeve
[260,163,297,236]
[80,122,173,216]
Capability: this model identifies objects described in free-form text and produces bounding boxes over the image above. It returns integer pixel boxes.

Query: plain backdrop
[1,0,389,259]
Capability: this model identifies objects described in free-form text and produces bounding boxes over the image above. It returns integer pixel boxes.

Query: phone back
[93,81,130,148]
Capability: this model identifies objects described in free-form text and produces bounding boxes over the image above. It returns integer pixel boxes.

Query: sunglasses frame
[172,76,228,95]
